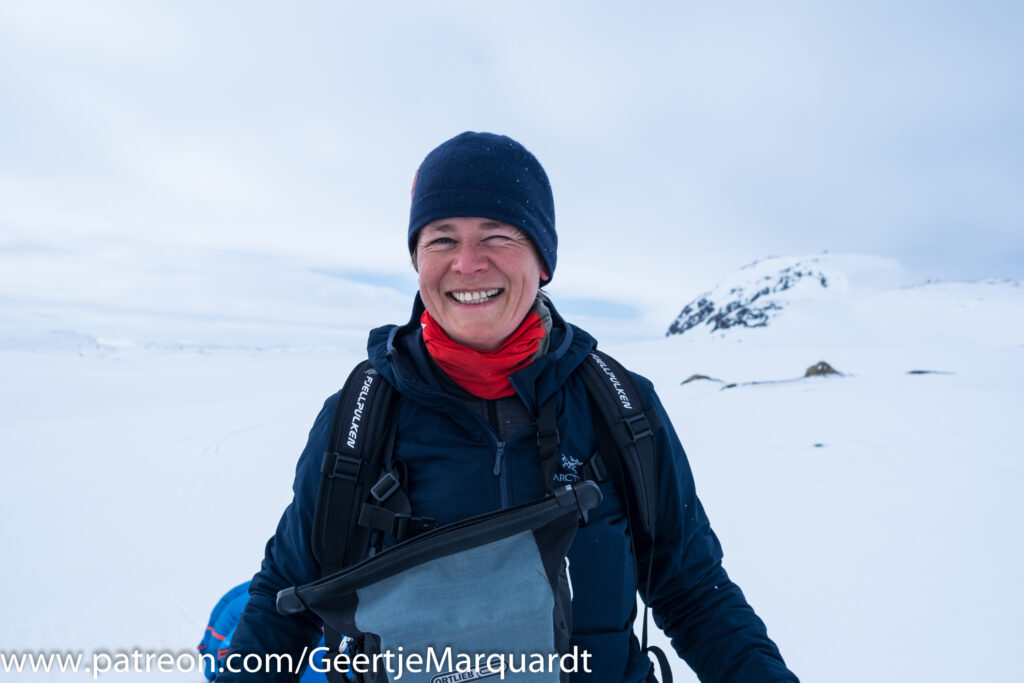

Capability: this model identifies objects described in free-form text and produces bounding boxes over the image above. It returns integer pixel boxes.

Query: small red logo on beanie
[410,168,419,205]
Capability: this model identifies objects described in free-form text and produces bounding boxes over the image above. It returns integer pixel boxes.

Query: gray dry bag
[277,481,602,683]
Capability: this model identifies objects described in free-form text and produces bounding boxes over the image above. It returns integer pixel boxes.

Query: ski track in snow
[1,252,1022,681]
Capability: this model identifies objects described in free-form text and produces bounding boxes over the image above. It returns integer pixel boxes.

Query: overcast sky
[2,1,1021,332]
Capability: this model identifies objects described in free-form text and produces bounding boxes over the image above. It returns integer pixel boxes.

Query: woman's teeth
[450,289,501,304]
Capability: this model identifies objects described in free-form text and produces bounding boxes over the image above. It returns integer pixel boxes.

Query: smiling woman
[222,132,798,683]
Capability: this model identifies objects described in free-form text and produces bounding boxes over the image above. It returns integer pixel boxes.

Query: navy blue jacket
[223,298,797,682]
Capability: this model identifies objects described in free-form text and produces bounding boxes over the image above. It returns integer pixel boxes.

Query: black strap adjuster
[359,504,435,541]
[359,504,408,538]
[623,414,653,441]
[370,472,401,502]
[323,452,362,480]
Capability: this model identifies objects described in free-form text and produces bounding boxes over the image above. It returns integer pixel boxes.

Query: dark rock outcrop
[805,361,841,377]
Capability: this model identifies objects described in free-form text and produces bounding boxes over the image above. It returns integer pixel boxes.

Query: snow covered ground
[1,250,1022,681]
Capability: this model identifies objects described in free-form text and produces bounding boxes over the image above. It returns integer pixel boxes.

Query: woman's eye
[431,237,455,246]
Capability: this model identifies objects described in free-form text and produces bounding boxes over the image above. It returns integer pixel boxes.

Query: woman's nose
[452,242,488,274]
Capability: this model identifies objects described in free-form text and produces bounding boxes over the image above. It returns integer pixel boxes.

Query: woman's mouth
[448,288,502,304]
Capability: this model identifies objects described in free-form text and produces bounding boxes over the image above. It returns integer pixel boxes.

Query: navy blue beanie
[408,132,557,284]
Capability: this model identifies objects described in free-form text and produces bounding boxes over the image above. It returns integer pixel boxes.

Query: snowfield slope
[1,250,1022,681]
[629,253,1024,681]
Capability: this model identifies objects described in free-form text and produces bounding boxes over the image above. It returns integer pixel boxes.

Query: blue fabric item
[221,296,798,682]
[199,583,250,680]
[200,581,332,682]
[407,131,557,283]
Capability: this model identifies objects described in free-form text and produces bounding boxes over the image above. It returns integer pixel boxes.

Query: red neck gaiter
[421,309,546,400]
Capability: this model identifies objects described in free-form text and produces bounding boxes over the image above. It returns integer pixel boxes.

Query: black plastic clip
[623,413,653,441]
[275,587,306,615]
[370,472,401,502]
[323,452,362,480]
[553,481,603,525]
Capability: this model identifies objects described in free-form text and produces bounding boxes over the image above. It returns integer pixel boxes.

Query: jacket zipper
[488,401,513,509]
[492,441,512,509]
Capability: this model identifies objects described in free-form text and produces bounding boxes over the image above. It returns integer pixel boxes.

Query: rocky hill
[665,253,907,337]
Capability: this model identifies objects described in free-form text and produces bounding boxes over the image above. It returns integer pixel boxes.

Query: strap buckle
[358,504,435,541]
[388,513,437,540]
[390,513,411,540]
[370,472,401,502]
[623,414,653,441]
[409,516,436,534]
[325,452,362,480]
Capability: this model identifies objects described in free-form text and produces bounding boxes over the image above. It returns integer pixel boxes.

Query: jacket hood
[367,293,597,419]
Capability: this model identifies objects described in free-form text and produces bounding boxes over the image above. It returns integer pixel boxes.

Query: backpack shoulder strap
[577,350,671,683]
[577,349,662,536]
[311,360,397,575]
[576,349,673,683]
[312,359,435,578]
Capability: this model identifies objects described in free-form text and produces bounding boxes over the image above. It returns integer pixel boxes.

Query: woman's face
[415,217,548,351]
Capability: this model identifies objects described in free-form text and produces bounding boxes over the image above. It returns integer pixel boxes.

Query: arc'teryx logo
[554,453,583,484]
[346,369,377,449]
[590,353,632,410]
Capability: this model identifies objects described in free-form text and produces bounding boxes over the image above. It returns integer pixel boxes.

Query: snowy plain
[1,248,1022,681]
